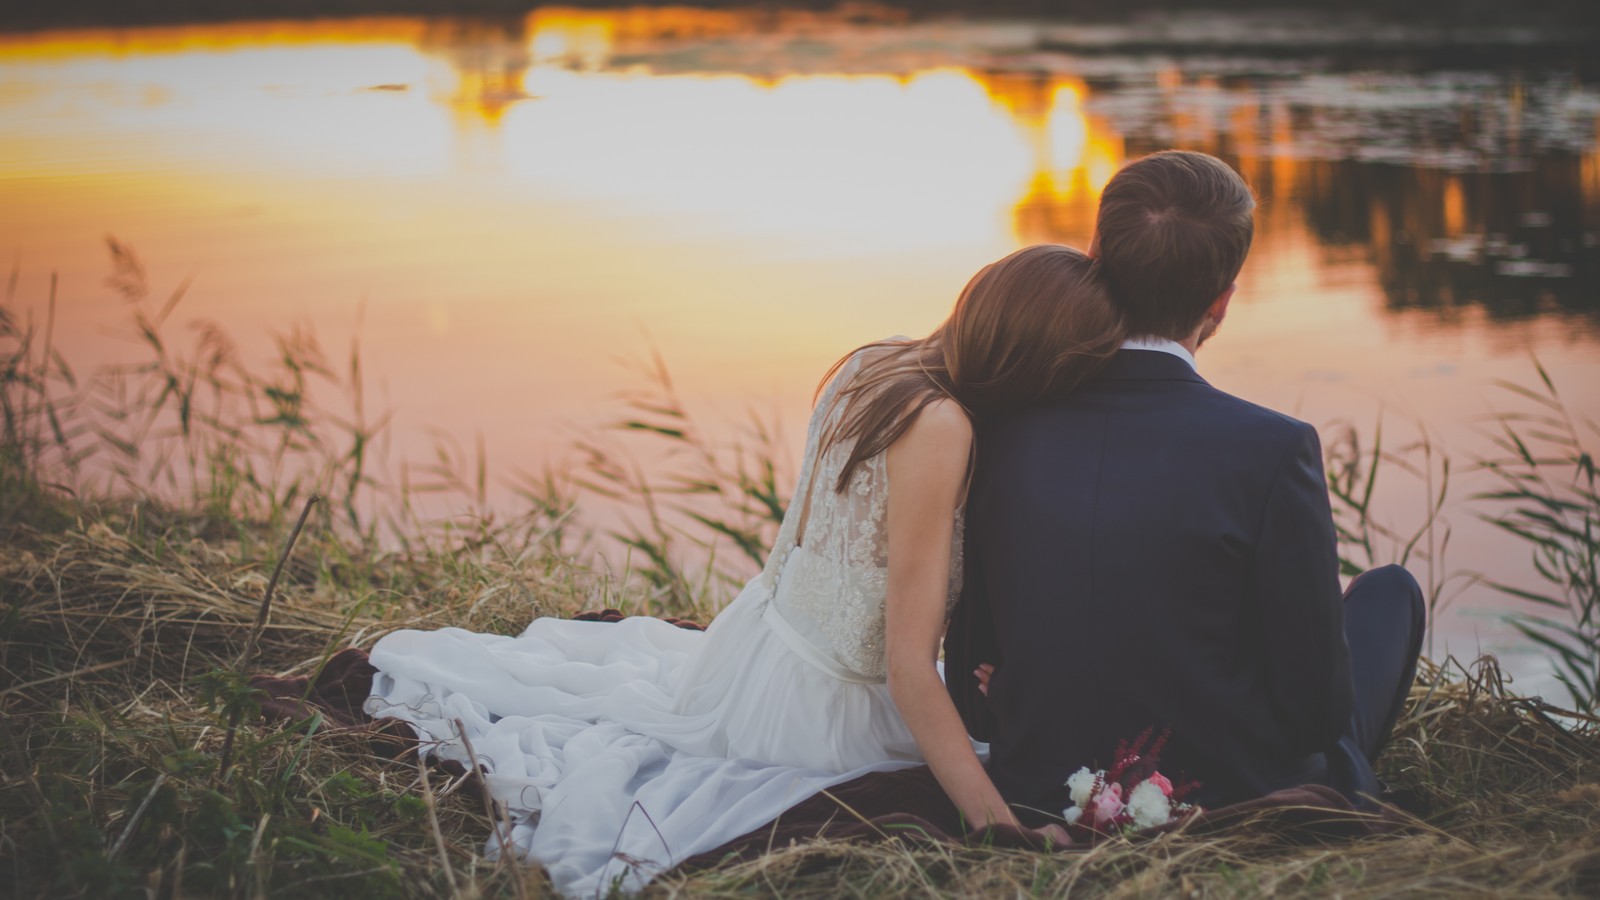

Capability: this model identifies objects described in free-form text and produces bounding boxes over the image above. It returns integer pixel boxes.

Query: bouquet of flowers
[1061,727,1200,839]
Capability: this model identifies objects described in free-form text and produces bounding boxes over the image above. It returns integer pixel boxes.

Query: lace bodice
[759,347,965,682]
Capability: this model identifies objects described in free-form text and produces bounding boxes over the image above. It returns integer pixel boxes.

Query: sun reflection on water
[0,13,1128,259]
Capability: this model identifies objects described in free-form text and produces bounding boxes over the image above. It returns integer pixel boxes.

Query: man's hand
[974,663,995,697]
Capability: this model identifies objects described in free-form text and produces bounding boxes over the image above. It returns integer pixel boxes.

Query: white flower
[1062,806,1083,826]
[1066,767,1099,809]
[1127,780,1173,830]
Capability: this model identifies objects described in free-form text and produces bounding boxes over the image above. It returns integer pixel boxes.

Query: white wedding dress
[366,349,964,896]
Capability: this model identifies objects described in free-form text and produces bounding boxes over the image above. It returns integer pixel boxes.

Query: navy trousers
[1323,564,1426,804]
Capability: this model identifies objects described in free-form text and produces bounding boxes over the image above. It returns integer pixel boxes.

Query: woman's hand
[968,819,1071,849]
[1032,823,1071,848]
[974,662,994,697]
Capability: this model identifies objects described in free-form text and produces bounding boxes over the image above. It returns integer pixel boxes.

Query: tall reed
[1323,414,1467,658]
[1477,363,1600,714]
[574,348,789,619]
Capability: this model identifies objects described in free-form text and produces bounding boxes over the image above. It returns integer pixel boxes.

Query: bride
[366,244,1125,895]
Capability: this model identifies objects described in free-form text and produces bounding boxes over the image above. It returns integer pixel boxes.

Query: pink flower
[1147,772,1174,797]
[1092,783,1125,823]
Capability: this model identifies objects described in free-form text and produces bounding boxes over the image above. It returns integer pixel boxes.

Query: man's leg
[1317,565,1425,805]
[1343,564,1426,763]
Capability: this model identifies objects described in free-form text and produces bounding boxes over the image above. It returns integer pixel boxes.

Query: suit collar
[1120,336,1197,370]
[1099,349,1210,385]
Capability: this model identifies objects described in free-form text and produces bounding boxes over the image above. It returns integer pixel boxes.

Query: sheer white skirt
[366,549,924,896]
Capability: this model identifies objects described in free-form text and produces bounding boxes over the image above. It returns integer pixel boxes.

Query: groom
[945,150,1425,815]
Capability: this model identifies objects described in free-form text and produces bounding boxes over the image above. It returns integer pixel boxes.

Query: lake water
[2,7,1597,697]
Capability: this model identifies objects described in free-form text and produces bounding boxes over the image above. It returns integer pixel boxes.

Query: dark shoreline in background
[5,3,1597,77]
[3,0,1598,35]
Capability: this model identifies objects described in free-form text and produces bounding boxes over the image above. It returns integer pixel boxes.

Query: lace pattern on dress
[760,347,965,681]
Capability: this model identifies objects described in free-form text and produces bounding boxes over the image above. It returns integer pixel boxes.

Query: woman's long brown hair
[818,244,1124,493]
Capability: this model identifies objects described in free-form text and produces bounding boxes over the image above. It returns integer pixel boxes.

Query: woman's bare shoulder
[888,398,972,507]
[916,397,973,436]
[898,398,973,457]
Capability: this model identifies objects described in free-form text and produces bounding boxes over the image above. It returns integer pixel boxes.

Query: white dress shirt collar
[1120,336,1197,371]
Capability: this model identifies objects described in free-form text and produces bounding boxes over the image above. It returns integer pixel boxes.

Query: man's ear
[1207,284,1236,326]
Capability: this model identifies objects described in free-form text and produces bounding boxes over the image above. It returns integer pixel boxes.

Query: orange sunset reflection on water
[3,8,1600,677]
[0,10,1139,442]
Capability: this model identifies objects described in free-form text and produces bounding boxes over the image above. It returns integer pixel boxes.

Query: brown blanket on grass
[676,769,1400,873]
[251,629,1406,870]
[249,646,414,756]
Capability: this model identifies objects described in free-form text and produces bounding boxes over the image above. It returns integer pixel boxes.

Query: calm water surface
[3,8,1598,692]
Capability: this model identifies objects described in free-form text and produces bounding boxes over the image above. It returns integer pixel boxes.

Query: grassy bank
[3,249,1600,897]
[4,477,1600,897]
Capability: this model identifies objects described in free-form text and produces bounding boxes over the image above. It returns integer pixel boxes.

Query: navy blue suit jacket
[946,349,1357,812]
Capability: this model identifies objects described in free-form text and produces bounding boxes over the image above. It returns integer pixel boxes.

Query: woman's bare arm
[883,399,1020,831]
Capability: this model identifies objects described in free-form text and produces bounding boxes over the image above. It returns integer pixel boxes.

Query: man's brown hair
[1093,150,1255,340]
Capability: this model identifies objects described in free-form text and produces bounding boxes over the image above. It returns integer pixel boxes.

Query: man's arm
[945,516,999,742]
[1253,422,1353,754]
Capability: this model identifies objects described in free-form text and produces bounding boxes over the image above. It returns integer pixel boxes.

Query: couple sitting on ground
[273,149,1424,896]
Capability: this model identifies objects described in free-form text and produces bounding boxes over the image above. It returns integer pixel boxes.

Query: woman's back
[761,346,965,681]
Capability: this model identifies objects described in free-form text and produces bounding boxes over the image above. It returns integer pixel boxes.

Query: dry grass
[3,493,1599,899]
